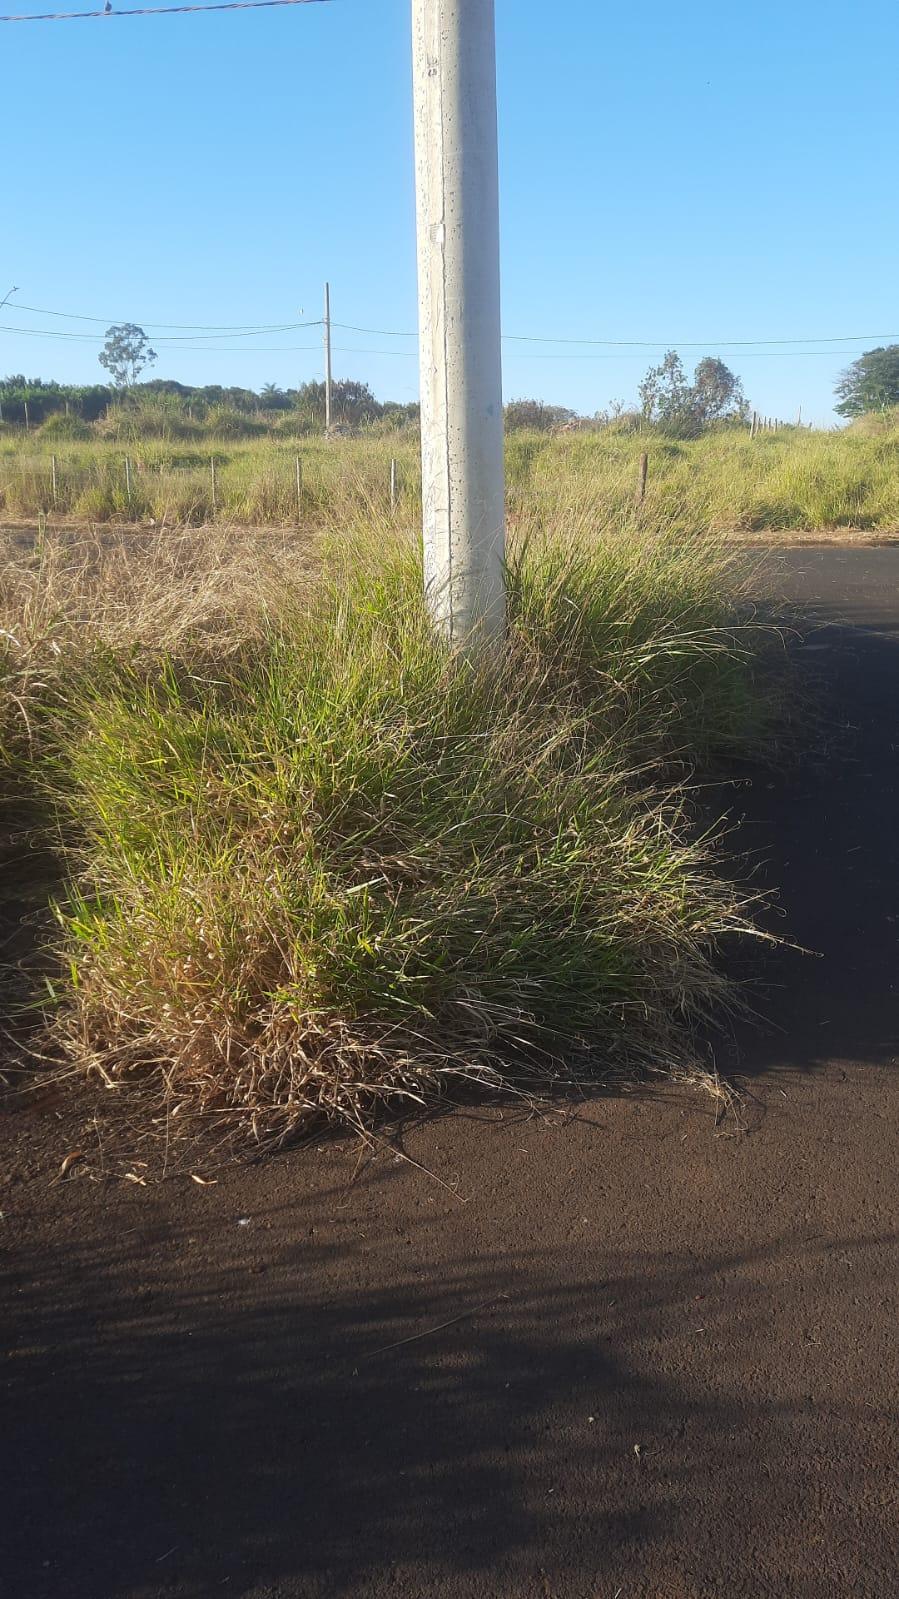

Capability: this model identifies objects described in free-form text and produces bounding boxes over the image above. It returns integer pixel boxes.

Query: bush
[505,399,577,432]
[95,401,194,443]
[204,405,268,439]
[272,410,319,440]
[37,414,93,442]
[847,405,899,438]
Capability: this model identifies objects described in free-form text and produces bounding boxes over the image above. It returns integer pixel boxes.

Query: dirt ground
[2,548,897,1599]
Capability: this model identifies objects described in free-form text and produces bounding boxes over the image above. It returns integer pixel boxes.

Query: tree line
[4,314,899,434]
[0,374,420,431]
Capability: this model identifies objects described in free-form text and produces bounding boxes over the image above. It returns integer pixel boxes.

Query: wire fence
[0,449,417,526]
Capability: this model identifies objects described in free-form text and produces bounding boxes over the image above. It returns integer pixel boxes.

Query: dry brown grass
[0,522,321,767]
[0,521,320,653]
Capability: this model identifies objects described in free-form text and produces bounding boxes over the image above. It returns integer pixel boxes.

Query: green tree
[259,381,290,412]
[835,346,899,418]
[293,378,383,431]
[98,324,157,389]
[639,351,746,434]
[691,356,747,425]
[638,350,692,428]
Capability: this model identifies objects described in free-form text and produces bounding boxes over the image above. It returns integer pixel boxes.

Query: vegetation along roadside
[1,503,788,1165]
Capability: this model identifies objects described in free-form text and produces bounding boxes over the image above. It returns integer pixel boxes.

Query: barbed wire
[0,0,326,22]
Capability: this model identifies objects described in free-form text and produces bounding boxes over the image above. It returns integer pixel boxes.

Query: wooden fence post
[390,457,398,516]
[295,453,303,520]
[210,455,217,515]
[124,455,132,503]
[636,451,648,506]
[51,454,58,506]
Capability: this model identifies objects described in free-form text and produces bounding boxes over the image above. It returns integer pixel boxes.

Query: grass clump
[1,514,779,1154]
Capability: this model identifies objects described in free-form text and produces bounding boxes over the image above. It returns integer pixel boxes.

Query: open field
[2,414,899,533]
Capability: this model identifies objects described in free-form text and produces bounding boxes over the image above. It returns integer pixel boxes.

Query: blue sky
[3,0,897,423]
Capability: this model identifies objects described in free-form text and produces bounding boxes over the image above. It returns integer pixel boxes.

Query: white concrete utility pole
[323,281,333,434]
[411,0,506,652]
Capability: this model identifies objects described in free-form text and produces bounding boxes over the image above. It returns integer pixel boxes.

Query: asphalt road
[2,548,898,1599]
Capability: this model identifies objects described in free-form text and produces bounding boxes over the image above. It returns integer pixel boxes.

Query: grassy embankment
[1,410,898,531]
[0,493,784,1160]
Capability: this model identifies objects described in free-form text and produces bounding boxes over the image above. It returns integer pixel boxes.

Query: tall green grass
[506,422,899,532]
[1,513,780,1154]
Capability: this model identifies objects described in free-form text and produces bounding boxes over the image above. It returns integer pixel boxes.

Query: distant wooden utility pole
[323,281,333,435]
[412,0,506,652]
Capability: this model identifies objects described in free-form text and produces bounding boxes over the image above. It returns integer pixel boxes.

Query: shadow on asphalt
[721,616,899,1079]
[4,1220,896,1598]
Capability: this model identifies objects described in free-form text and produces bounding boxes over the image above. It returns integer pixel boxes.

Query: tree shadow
[3,1219,896,1598]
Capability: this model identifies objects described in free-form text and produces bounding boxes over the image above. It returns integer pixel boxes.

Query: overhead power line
[0,320,879,361]
[0,318,319,344]
[0,321,418,356]
[3,298,895,353]
[13,301,322,332]
[502,330,899,349]
[333,320,899,350]
[508,348,876,362]
[333,322,417,339]
[0,299,891,362]
[0,0,327,21]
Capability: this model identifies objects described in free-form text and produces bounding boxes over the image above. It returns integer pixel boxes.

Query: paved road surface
[2,549,898,1599]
